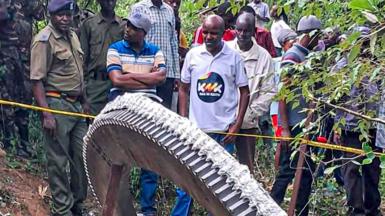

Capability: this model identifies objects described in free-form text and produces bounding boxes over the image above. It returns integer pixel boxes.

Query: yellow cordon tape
[1,99,383,157]
[0,99,95,119]
[214,132,380,156]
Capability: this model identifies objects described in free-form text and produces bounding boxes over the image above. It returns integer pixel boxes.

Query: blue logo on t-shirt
[197,72,225,103]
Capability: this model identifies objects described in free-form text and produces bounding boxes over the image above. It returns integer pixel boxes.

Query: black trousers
[156,78,175,109]
[235,128,257,174]
[270,127,315,216]
[341,130,381,216]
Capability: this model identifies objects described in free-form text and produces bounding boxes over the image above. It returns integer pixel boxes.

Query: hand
[281,127,291,138]
[82,101,91,114]
[151,66,160,73]
[223,124,240,144]
[174,79,181,91]
[178,47,188,58]
[43,112,56,137]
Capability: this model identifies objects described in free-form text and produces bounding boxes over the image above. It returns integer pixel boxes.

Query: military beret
[48,0,74,14]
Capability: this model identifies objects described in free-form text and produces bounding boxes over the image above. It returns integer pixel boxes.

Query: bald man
[227,13,276,174]
[171,15,250,215]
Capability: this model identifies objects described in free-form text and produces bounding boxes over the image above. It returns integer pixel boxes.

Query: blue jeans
[140,169,158,214]
[171,133,235,216]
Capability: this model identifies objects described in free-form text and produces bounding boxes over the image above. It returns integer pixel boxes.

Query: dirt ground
[2,146,385,216]
[0,149,101,216]
[0,149,50,216]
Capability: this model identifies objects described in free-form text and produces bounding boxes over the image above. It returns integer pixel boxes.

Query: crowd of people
[0,0,383,215]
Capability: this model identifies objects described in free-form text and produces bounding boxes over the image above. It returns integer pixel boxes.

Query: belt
[46,91,79,103]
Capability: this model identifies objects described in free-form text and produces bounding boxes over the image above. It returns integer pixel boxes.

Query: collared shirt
[131,0,180,79]
[280,43,310,126]
[106,40,166,95]
[30,22,84,95]
[181,43,248,132]
[80,13,125,78]
[247,1,270,28]
[227,39,277,129]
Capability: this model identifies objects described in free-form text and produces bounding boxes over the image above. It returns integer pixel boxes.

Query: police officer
[30,0,88,215]
[80,0,125,115]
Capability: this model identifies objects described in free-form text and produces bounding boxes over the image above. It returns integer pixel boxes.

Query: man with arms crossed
[106,12,166,216]
[130,0,179,213]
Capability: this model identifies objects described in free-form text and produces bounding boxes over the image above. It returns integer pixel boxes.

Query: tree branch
[309,96,385,125]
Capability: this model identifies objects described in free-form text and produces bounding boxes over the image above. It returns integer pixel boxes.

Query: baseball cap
[297,15,322,33]
[127,12,151,33]
[277,28,298,46]
[48,0,75,14]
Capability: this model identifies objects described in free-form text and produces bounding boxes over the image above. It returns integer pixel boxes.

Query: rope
[0,98,383,157]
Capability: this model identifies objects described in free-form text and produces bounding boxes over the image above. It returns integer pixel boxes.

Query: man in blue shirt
[106,12,166,216]
[107,12,166,101]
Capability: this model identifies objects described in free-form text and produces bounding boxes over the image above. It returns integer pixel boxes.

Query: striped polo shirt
[106,40,166,97]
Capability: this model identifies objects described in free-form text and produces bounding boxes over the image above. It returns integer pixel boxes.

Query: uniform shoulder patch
[36,29,51,42]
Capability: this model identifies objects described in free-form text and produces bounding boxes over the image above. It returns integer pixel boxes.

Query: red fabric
[192,26,203,45]
[271,114,282,137]
[255,27,277,57]
[222,29,236,41]
[192,26,236,45]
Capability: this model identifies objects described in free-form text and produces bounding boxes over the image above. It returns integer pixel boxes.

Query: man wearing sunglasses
[270,15,322,216]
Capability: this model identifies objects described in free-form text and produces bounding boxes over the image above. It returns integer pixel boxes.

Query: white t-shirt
[248,1,270,28]
[271,19,291,48]
[181,43,249,132]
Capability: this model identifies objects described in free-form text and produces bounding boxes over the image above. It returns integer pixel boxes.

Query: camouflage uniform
[0,0,23,151]
[0,0,44,155]
[12,0,44,157]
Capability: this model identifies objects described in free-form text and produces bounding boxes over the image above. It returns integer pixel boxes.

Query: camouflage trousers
[0,47,31,154]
